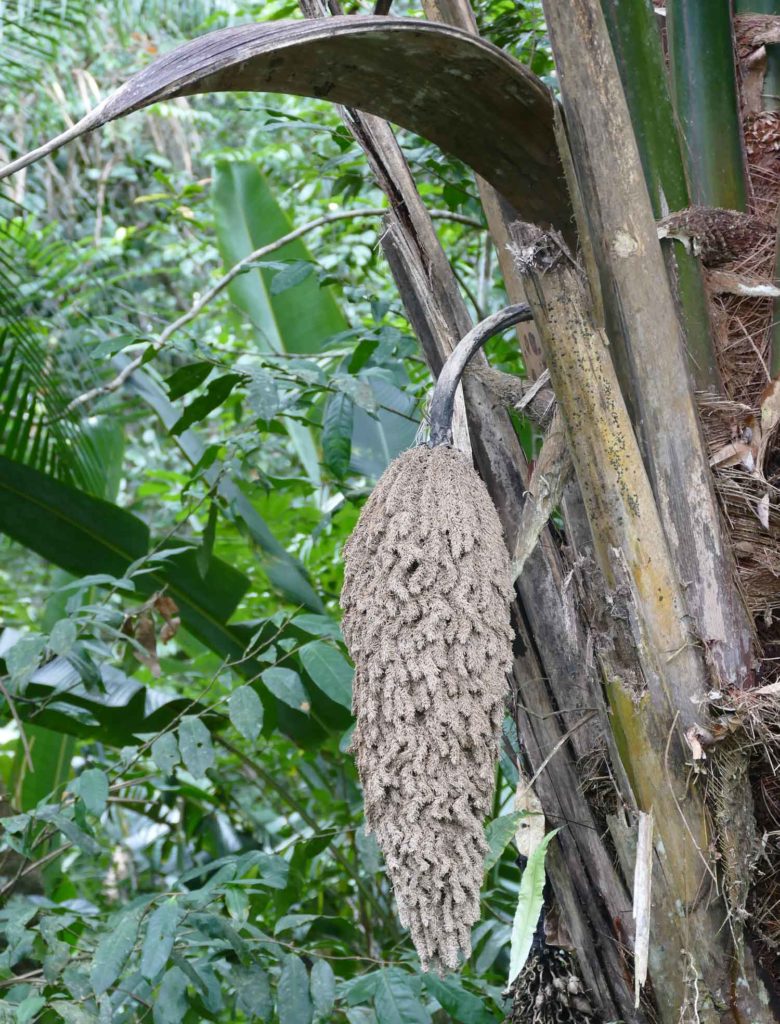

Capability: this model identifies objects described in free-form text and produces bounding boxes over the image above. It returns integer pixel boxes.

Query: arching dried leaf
[0,19,567,231]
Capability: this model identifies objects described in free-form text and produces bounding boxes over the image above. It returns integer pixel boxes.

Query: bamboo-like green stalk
[667,0,749,210]
[734,0,780,11]
[733,0,780,373]
[541,0,755,692]
[601,0,721,390]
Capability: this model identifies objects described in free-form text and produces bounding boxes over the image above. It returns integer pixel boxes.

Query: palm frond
[0,0,88,90]
[0,214,107,492]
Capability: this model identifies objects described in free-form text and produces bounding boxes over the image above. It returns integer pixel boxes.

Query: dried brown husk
[504,948,598,1024]
[341,444,513,972]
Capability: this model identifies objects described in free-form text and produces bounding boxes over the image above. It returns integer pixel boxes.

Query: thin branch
[0,678,33,772]
[62,206,483,415]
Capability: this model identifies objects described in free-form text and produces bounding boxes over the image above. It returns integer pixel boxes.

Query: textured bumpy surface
[341,445,513,972]
[505,949,596,1024]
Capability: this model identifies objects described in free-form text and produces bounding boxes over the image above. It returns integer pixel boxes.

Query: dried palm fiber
[657,206,773,266]
[504,948,598,1024]
[341,444,513,972]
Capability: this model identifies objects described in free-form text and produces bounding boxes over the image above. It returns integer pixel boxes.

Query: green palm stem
[733,0,780,376]
[666,0,749,211]
[601,0,722,391]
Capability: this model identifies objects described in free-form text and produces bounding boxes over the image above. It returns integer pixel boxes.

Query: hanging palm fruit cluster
[340,307,529,972]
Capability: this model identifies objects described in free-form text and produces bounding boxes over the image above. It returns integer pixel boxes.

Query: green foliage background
[0,2,552,1020]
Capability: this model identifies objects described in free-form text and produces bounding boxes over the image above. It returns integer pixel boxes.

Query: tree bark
[541,0,755,694]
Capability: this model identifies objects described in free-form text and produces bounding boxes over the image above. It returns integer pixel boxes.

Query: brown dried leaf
[154,594,180,622]
[759,376,780,435]
[633,811,654,1008]
[133,613,160,677]
[684,726,706,761]
[709,441,754,469]
[742,45,767,116]
[751,680,780,696]
[0,18,568,232]
[160,617,181,643]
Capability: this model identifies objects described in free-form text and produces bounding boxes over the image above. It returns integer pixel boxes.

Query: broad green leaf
[213,162,350,487]
[127,366,323,612]
[51,1003,98,1024]
[90,908,143,995]
[274,913,321,935]
[508,830,560,985]
[170,373,242,435]
[165,361,212,400]
[213,163,346,356]
[483,811,523,872]
[141,899,179,980]
[0,456,252,669]
[355,826,382,874]
[224,884,249,922]
[48,812,101,854]
[234,964,272,1021]
[153,966,188,1024]
[15,995,46,1024]
[0,455,148,579]
[346,1011,377,1024]
[196,500,218,579]
[189,913,249,961]
[73,768,108,816]
[349,373,418,480]
[151,733,180,774]
[475,922,512,975]
[269,259,314,294]
[374,970,431,1024]
[178,716,215,778]
[48,618,77,656]
[310,959,336,1020]
[247,369,280,421]
[228,685,264,741]
[322,391,354,478]
[11,723,74,812]
[299,641,353,709]
[5,632,46,685]
[332,374,377,413]
[291,614,342,640]
[423,976,498,1024]
[277,954,313,1024]
[261,667,310,713]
